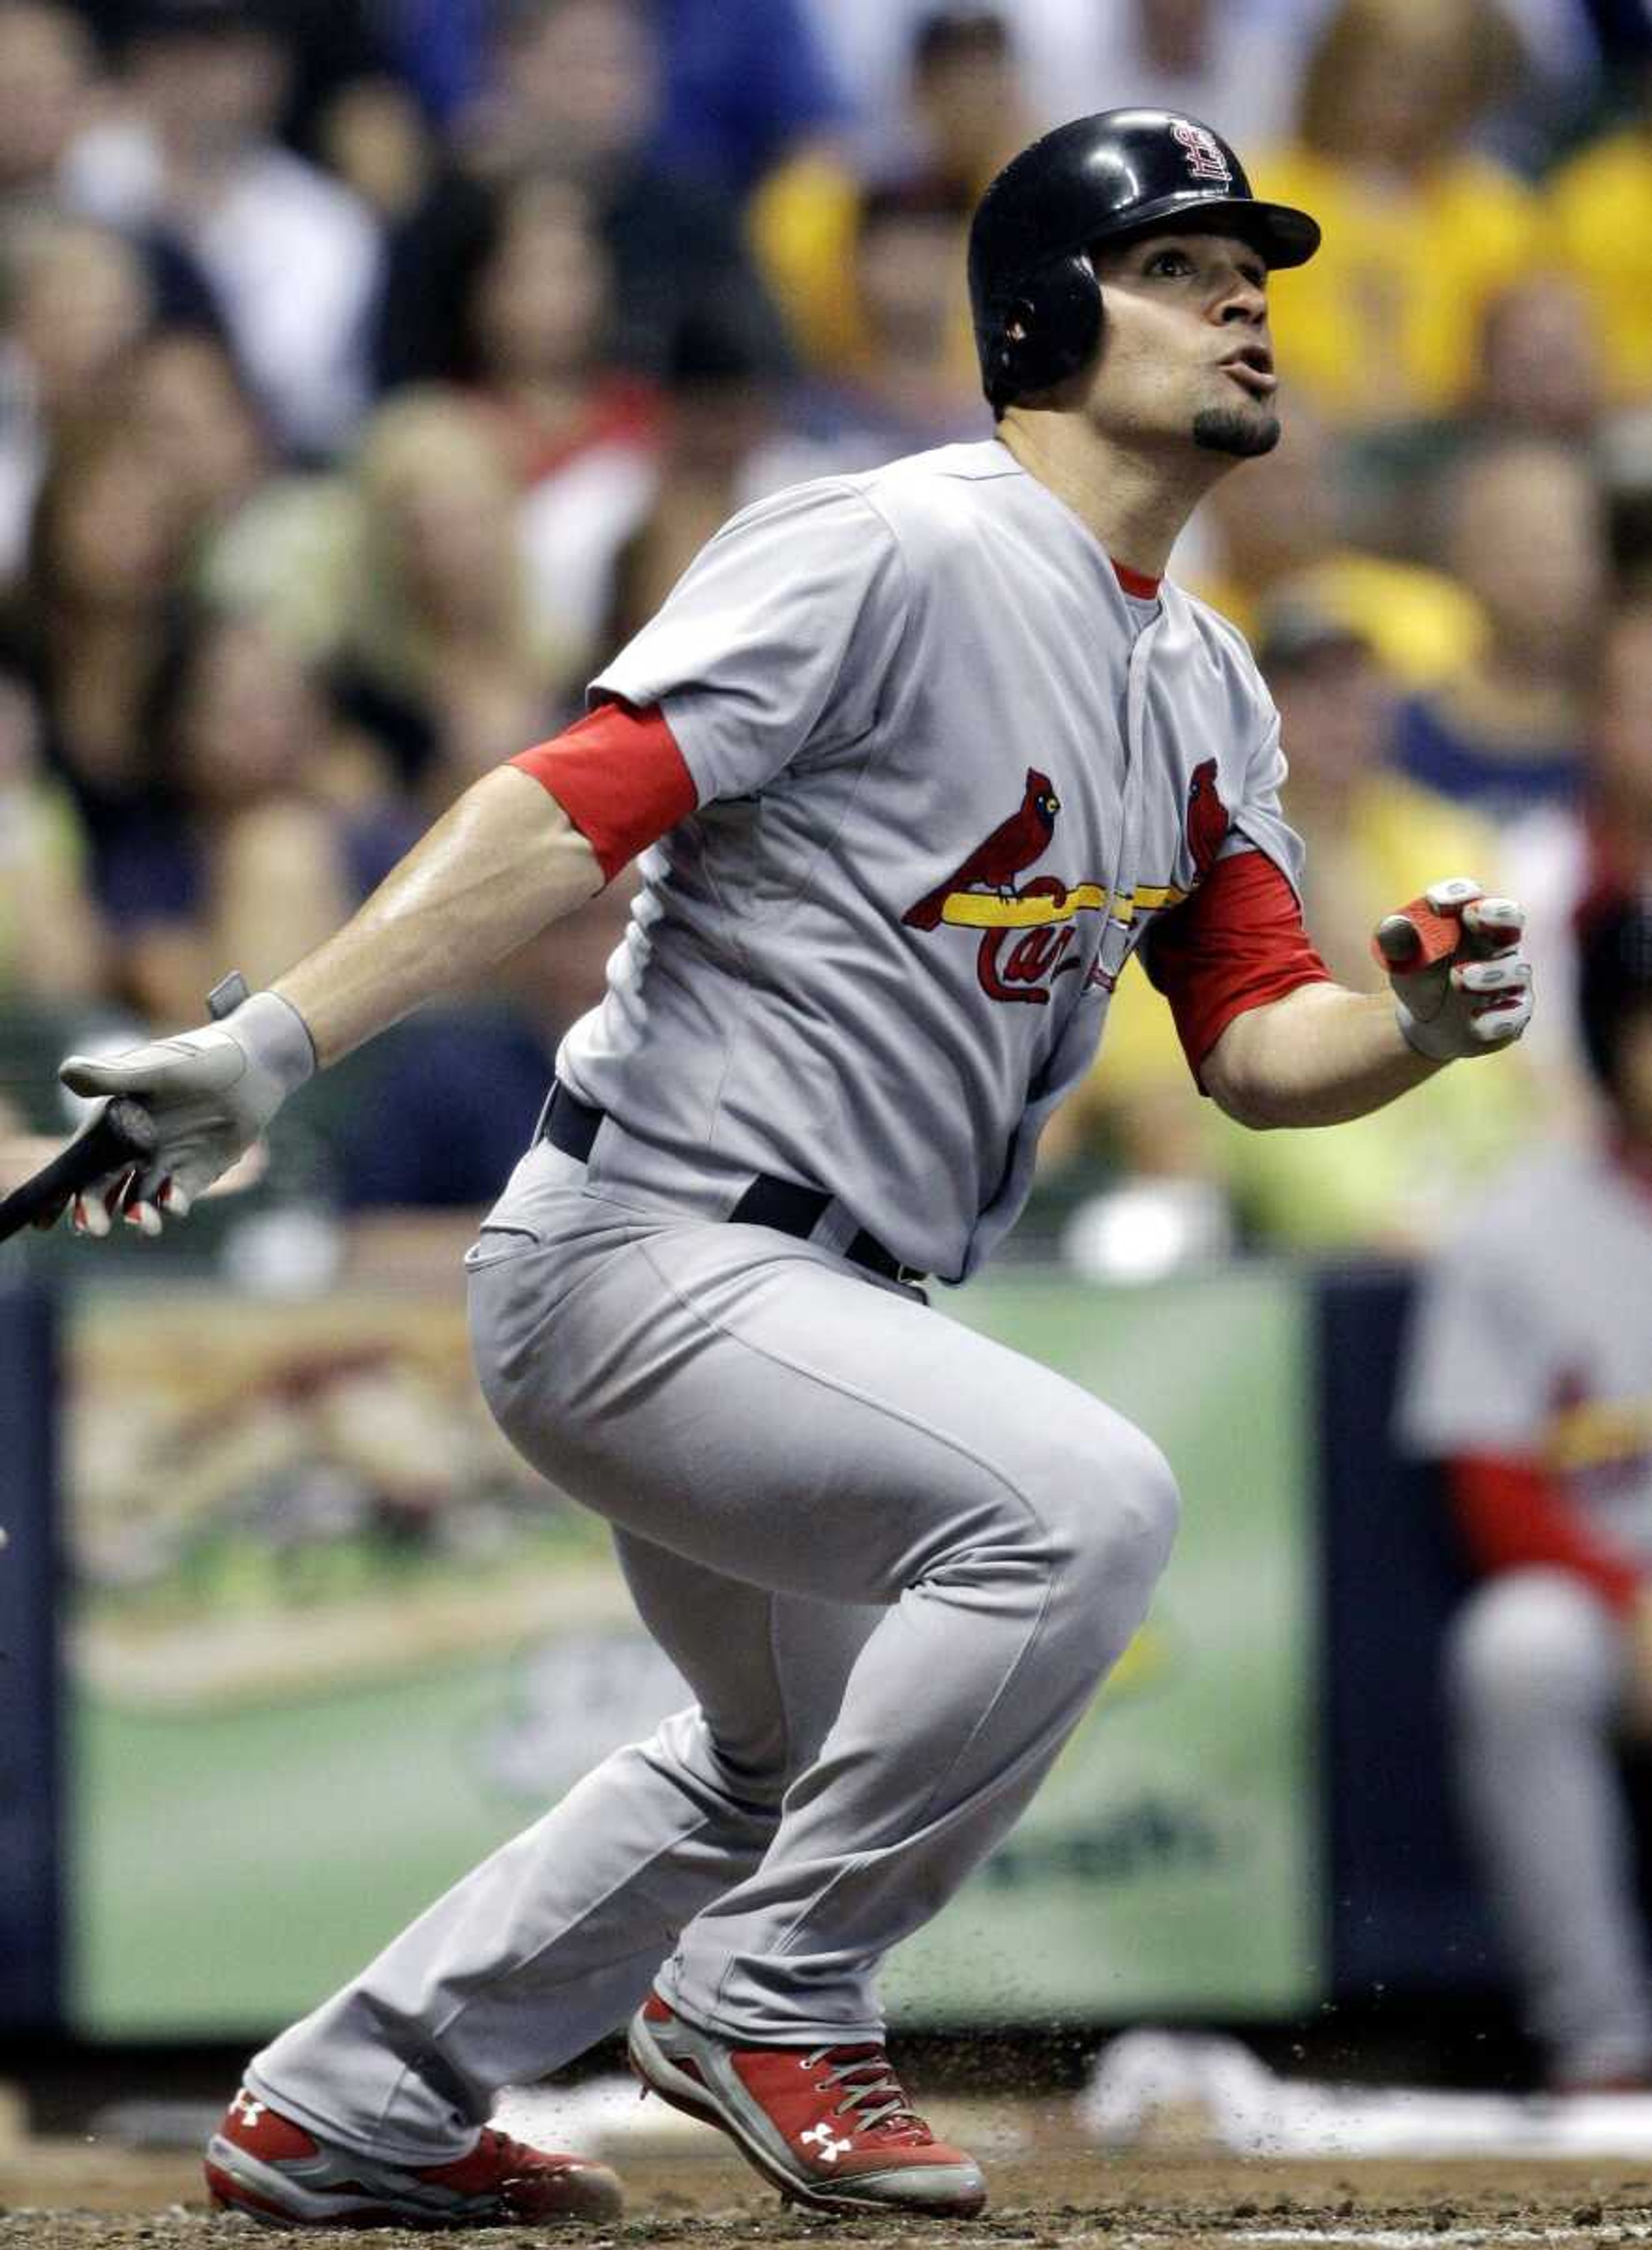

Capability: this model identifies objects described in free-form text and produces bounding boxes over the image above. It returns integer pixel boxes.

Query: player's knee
[1047,1423,1180,1617]
[1446,1569,1618,1725]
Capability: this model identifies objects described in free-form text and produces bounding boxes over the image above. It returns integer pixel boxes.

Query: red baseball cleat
[203,2085,623,2228]
[626,1991,987,2217]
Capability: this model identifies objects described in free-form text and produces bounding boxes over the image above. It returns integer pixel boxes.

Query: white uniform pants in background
[1447,1566,1652,2085]
[249,1153,1178,2161]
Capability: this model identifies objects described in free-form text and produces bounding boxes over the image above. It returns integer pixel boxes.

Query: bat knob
[1375,913,1424,970]
[105,1097,160,1161]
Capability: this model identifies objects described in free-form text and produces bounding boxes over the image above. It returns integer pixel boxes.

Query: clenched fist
[1372,876,1534,1063]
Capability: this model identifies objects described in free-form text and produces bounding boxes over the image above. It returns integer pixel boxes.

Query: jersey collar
[1112,560,1162,600]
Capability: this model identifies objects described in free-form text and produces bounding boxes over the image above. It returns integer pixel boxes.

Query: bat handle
[206,969,250,1021]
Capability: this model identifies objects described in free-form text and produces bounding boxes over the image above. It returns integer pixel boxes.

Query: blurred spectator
[761,181,987,481]
[753,9,1028,376]
[603,314,780,650]
[648,0,845,198]
[382,0,787,396]
[329,389,584,804]
[1498,600,1652,1103]
[1399,885,1652,2091]
[1391,438,1604,817]
[111,324,268,553]
[114,606,364,1021]
[68,0,395,154]
[0,215,153,579]
[1475,271,1606,445]
[315,74,434,225]
[0,418,188,945]
[1191,399,1484,689]
[1043,600,1532,1249]
[0,658,102,998]
[387,171,664,655]
[1251,0,1543,429]
[1586,604,1652,903]
[1013,0,1302,155]
[64,0,382,456]
[380,0,842,193]
[0,0,99,219]
[1549,70,1652,409]
[1346,269,1608,559]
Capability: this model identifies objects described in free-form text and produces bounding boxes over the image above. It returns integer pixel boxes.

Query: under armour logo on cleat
[231,2091,267,2128]
[800,2122,853,2164]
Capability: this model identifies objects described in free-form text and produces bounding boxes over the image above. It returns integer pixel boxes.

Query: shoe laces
[803,2047,928,2140]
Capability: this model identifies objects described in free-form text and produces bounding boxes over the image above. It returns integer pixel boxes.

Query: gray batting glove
[1372,875,1534,1063]
[56,990,315,1237]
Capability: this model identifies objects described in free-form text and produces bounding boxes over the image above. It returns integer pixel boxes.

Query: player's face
[1085,230,1279,460]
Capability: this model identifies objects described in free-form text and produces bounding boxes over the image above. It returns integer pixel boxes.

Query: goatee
[1191,406,1281,458]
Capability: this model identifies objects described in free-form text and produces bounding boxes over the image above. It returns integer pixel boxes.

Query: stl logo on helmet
[1170,120,1231,185]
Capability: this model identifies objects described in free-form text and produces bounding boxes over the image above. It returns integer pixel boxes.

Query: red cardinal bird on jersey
[903,768,1062,931]
[1184,757,1229,880]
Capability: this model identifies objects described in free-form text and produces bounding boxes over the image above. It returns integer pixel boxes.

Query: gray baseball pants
[248,1147,1178,2160]
[1447,1566,1652,2084]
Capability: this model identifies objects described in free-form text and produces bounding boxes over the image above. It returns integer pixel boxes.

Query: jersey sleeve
[1141,849,1331,1082]
[509,700,697,883]
[1227,704,1307,894]
[589,479,909,806]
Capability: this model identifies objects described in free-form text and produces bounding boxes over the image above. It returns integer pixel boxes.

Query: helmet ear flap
[989,252,1103,411]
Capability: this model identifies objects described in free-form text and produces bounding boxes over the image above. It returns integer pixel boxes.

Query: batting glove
[1372,875,1533,1063]
[55,989,314,1237]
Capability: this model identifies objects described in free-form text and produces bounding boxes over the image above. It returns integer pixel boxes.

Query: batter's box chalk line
[1078,2029,1652,2160]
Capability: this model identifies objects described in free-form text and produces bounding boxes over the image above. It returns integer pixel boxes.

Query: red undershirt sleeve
[509,699,697,884]
[1449,1452,1643,1615]
[1143,848,1332,1086]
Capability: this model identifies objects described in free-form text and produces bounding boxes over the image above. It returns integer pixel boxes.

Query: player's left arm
[1150,857,1532,1131]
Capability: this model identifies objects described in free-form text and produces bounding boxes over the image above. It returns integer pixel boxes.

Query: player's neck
[996,416,1224,579]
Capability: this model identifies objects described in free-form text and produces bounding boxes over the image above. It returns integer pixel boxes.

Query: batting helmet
[1578,886,1652,1096]
[968,108,1321,414]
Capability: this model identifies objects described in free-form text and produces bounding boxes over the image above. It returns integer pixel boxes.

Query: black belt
[537,1082,922,1284]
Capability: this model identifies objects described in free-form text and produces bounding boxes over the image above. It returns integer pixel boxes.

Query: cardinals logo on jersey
[903,769,1099,1007]
[904,761,1219,1007]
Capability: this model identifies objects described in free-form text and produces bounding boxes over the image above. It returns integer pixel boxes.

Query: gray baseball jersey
[550,440,1305,1283]
[1399,1143,1652,1552]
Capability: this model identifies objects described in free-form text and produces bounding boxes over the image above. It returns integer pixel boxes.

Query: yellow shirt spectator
[1548,127,1652,405]
[1251,144,1544,427]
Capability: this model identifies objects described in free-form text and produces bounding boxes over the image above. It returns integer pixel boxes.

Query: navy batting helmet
[968,108,1321,414]
[1578,887,1652,1096]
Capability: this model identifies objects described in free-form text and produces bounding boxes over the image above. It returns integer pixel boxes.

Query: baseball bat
[0,1097,159,1243]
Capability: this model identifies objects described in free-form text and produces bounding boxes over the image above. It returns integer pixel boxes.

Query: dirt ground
[6,2103,1652,2250]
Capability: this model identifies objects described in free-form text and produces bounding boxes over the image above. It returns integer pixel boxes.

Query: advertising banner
[66,1264,1318,2036]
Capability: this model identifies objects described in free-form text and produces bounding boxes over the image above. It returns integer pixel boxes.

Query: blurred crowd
[2,0,1652,1229]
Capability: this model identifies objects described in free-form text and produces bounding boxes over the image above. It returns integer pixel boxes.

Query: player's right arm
[52,767,611,1237]
[274,770,601,1069]
[53,478,903,1238]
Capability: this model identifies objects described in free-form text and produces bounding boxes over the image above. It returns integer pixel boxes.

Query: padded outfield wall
[0,1262,1494,2040]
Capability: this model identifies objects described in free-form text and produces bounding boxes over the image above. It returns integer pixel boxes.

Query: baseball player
[1399,888,1652,2093]
[41,111,1533,2227]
